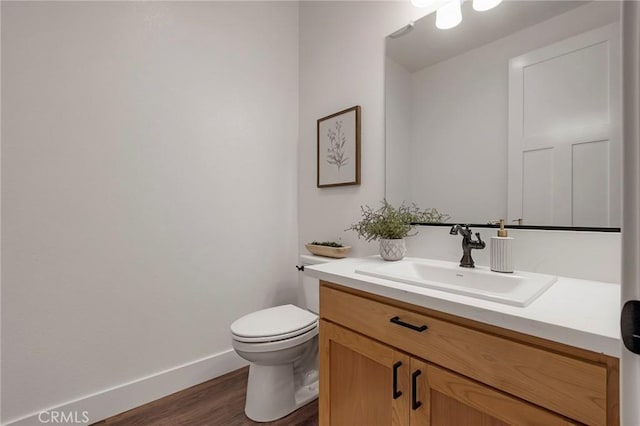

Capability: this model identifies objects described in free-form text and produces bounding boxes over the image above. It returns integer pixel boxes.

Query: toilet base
[244,363,318,422]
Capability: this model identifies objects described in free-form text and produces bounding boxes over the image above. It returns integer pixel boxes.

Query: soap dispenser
[490,220,513,273]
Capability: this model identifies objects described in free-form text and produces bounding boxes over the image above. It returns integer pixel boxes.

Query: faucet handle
[475,232,483,243]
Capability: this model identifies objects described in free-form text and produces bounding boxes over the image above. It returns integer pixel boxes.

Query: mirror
[385,1,621,229]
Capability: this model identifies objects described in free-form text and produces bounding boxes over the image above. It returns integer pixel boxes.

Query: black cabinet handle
[392,361,402,399]
[390,316,428,332]
[412,370,422,410]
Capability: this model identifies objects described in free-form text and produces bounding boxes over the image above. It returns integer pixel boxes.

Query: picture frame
[317,105,361,188]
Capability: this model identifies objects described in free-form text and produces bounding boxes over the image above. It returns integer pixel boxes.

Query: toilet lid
[230,304,318,339]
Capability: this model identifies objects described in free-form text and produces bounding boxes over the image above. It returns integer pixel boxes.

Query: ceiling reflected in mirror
[385,1,621,229]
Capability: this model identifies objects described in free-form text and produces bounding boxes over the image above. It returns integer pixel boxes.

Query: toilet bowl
[229,255,332,422]
[231,304,319,422]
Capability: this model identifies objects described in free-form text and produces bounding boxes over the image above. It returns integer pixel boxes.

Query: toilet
[230,255,332,422]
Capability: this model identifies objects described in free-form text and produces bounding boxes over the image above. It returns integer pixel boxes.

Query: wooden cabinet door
[410,360,577,426]
[319,320,411,426]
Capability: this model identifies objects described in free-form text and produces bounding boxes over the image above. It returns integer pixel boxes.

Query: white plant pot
[379,238,406,261]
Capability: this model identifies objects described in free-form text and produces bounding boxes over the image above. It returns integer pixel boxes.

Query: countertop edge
[306,263,621,358]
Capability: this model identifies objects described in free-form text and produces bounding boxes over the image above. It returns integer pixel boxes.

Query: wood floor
[92,367,318,426]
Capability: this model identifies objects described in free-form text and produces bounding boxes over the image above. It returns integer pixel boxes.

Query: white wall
[392,2,620,223]
[299,1,425,258]
[299,1,620,283]
[406,227,620,283]
[1,2,298,424]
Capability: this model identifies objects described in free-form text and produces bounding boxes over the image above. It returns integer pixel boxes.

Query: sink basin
[355,258,557,307]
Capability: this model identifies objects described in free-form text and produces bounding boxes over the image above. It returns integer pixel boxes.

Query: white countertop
[306,256,622,357]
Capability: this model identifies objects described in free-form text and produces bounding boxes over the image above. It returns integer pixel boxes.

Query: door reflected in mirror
[385,1,621,228]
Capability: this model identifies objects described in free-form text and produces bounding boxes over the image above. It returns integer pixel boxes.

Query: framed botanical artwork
[317,105,361,188]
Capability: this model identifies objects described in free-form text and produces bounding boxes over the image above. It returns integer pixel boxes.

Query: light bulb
[436,0,462,30]
[472,0,502,12]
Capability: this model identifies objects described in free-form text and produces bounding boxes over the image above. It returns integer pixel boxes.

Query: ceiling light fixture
[472,0,502,12]
[436,0,462,30]
[414,0,502,30]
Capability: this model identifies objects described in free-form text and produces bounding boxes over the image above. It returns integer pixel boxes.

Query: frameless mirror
[385,1,622,229]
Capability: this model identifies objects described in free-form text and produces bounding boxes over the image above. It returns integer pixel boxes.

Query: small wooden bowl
[305,244,352,259]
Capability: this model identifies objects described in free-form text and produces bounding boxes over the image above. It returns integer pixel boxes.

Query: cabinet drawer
[320,284,608,425]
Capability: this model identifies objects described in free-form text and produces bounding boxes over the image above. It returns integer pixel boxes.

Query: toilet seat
[232,321,318,343]
[230,304,318,343]
[232,323,318,353]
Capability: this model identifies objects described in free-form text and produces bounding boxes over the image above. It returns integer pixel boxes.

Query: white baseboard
[3,349,248,426]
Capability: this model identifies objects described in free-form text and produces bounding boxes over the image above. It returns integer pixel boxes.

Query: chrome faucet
[449,224,485,268]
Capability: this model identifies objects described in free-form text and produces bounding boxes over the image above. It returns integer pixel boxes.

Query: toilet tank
[299,254,336,314]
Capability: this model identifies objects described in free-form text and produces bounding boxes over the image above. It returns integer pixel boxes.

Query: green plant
[347,200,449,242]
[310,241,344,248]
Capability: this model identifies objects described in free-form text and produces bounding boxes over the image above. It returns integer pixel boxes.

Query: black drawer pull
[392,361,402,399]
[412,370,422,410]
[390,316,428,332]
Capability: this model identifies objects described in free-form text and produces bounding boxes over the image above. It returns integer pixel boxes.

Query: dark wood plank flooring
[92,367,318,426]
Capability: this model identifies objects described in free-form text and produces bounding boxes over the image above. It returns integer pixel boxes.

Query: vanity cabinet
[319,282,619,426]
[319,320,410,425]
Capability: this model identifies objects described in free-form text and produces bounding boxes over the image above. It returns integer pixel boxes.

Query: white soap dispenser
[490,219,513,273]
